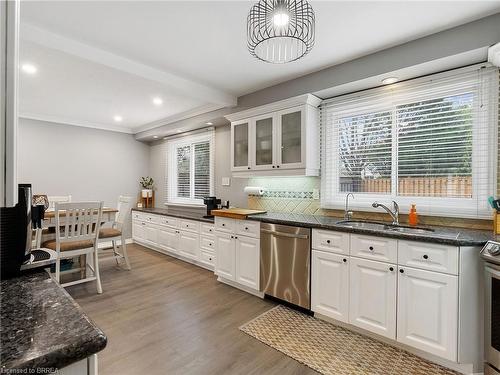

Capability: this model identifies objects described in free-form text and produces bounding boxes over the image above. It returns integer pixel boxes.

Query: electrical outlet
[222,177,231,186]
[313,189,320,200]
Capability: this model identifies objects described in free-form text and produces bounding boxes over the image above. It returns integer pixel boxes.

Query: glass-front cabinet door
[231,120,250,171]
[278,107,305,169]
[253,114,275,170]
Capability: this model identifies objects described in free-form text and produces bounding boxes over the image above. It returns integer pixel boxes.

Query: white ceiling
[19,1,500,134]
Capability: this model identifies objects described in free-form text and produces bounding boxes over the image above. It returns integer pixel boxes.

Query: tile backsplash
[246,176,492,230]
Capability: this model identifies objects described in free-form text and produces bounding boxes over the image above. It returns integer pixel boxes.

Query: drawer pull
[326,240,331,244]
[342,258,347,263]
[399,268,404,273]
[231,235,234,239]
[245,227,249,230]
[209,229,212,232]
[389,267,394,271]
[235,236,238,239]
[423,254,429,260]
[369,246,374,251]
[209,243,212,246]
[222,223,225,227]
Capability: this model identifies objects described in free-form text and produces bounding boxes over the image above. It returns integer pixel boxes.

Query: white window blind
[321,66,499,218]
[167,129,215,205]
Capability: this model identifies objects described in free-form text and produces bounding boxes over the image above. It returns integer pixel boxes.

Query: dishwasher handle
[261,228,309,240]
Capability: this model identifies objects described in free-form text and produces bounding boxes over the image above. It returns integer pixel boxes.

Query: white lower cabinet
[349,257,397,339]
[157,226,179,254]
[311,250,349,323]
[215,233,236,281]
[132,221,146,242]
[235,236,260,290]
[397,266,458,361]
[178,230,199,260]
[144,224,158,245]
[214,217,260,292]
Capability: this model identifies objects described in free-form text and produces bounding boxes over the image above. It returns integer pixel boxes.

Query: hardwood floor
[67,244,317,375]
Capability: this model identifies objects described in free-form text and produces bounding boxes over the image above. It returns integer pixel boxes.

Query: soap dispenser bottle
[408,204,418,226]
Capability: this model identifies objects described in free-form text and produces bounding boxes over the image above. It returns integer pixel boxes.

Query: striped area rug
[240,305,459,375]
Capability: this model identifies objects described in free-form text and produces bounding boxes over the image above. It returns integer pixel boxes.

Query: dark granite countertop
[1,271,107,371]
[247,212,494,246]
[132,207,214,223]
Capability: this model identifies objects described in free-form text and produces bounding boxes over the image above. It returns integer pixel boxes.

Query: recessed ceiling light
[152,97,163,106]
[205,122,213,125]
[153,135,158,139]
[21,63,37,75]
[382,77,398,85]
[113,115,123,122]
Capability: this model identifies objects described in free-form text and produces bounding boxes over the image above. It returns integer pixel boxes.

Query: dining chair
[47,195,72,210]
[98,196,133,270]
[42,201,104,294]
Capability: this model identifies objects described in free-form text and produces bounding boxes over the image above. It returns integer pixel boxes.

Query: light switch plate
[222,177,231,186]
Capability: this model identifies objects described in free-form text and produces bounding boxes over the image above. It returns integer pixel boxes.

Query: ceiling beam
[21,23,237,108]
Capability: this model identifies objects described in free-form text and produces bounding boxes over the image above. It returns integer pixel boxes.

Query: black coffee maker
[203,196,221,218]
[0,184,33,279]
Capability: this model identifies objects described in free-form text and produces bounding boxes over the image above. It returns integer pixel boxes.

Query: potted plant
[140,176,154,198]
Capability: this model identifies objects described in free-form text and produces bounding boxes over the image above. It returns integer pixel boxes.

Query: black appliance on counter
[0,184,33,279]
[203,196,221,218]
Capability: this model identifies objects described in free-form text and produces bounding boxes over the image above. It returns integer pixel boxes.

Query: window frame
[167,132,215,206]
[321,67,498,219]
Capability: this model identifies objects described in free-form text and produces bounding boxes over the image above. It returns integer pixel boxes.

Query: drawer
[312,229,349,254]
[350,234,397,263]
[236,220,260,238]
[180,219,200,233]
[158,216,179,228]
[132,212,146,221]
[200,250,215,266]
[398,240,459,275]
[142,213,160,224]
[200,236,216,251]
[215,217,235,233]
[201,222,215,236]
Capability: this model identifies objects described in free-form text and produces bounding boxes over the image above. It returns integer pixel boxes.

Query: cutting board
[211,208,266,220]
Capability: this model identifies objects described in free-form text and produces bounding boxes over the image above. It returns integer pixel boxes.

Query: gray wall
[214,125,248,207]
[149,125,248,210]
[18,118,150,238]
[238,12,500,109]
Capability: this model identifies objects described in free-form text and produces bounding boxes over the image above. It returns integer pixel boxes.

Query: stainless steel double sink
[335,220,435,234]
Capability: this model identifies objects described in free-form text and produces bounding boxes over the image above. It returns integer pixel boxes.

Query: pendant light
[247,0,315,64]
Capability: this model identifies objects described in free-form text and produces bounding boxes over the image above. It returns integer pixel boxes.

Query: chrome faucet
[372,201,399,225]
[344,193,354,220]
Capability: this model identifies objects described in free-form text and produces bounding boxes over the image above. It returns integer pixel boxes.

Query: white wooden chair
[42,201,104,294]
[34,195,73,248]
[98,196,132,270]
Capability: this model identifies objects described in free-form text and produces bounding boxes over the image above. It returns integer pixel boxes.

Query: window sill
[165,202,205,209]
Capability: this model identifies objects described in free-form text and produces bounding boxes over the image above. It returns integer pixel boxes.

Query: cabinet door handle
[423,254,429,259]
[272,165,275,168]
[276,165,280,168]
[399,268,404,273]
[326,240,331,244]
[389,267,394,271]
[369,246,374,251]
[222,223,225,227]
[235,236,238,239]
[247,167,251,170]
[230,235,234,239]
[245,227,249,230]
[342,258,347,263]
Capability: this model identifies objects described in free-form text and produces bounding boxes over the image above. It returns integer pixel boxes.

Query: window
[167,130,214,205]
[321,67,498,218]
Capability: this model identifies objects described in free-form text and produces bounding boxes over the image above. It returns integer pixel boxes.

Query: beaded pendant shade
[247,0,315,64]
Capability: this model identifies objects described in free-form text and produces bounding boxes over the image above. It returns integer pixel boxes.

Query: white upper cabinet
[226,94,321,177]
[231,120,250,172]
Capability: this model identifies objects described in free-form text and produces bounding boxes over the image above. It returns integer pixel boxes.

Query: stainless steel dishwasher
[260,223,311,309]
